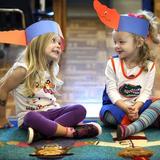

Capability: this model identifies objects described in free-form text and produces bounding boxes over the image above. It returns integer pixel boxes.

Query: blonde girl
[0,20,102,144]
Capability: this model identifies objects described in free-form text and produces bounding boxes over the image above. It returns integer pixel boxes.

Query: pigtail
[137,10,160,44]
[134,10,159,71]
[138,41,155,72]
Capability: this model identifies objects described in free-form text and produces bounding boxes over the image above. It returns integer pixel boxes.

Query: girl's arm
[136,64,156,103]
[105,59,121,103]
[129,64,156,121]
[115,99,131,114]
[0,67,27,128]
[129,101,144,121]
[105,59,129,112]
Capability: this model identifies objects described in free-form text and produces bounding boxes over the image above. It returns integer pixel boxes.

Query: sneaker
[116,125,127,141]
[27,127,44,144]
[73,122,102,139]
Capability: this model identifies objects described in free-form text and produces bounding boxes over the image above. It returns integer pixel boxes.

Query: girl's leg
[50,104,86,127]
[100,104,126,125]
[24,104,101,144]
[48,104,87,137]
[23,104,86,138]
[24,110,75,144]
[103,111,117,127]
[23,111,67,137]
[117,100,160,140]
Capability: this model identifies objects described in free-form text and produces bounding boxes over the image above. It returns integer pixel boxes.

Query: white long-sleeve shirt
[105,57,156,105]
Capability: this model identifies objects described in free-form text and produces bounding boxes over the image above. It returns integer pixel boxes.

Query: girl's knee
[100,111,109,123]
[24,111,37,124]
[78,104,86,115]
[71,104,87,121]
[149,100,160,114]
[151,100,160,106]
[72,104,87,116]
[102,111,117,127]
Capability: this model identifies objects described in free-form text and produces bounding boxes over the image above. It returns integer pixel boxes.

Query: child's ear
[137,37,145,47]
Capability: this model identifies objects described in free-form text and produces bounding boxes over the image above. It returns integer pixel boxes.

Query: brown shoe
[73,122,102,139]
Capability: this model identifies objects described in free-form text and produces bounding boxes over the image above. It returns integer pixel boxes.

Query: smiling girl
[0,20,102,144]
[93,0,160,140]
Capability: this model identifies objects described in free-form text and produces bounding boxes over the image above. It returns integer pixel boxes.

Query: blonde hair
[132,34,155,72]
[0,32,63,96]
[136,10,160,72]
[25,32,63,95]
[137,10,160,44]
[127,10,160,71]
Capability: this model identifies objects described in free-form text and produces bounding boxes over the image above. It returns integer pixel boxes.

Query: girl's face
[112,31,139,60]
[45,35,62,61]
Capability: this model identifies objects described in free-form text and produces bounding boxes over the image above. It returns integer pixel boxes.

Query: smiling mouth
[52,51,59,55]
[117,51,122,54]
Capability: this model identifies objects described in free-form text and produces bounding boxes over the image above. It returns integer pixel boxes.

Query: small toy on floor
[118,146,154,160]
[30,144,73,158]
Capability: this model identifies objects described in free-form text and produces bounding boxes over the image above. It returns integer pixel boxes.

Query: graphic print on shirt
[119,83,142,98]
[26,80,56,110]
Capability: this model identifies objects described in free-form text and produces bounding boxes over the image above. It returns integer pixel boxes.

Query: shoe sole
[87,122,102,136]
[27,127,34,144]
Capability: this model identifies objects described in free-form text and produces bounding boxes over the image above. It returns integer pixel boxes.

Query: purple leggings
[23,104,86,137]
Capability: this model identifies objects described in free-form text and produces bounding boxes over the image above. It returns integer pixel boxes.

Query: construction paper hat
[93,0,149,38]
[0,20,65,50]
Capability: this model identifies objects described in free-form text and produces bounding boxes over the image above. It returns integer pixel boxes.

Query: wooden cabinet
[53,0,66,43]
[154,0,160,18]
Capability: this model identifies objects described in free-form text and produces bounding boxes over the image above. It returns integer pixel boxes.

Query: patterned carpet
[0,124,160,160]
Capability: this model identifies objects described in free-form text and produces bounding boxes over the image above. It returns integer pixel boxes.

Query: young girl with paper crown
[94,0,160,140]
[0,20,102,144]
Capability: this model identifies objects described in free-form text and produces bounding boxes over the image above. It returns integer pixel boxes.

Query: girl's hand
[128,103,142,121]
[127,106,139,121]
[124,105,134,115]
[128,112,139,121]
[0,117,13,129]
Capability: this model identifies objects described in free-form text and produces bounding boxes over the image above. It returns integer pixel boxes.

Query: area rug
[0,124,160,160]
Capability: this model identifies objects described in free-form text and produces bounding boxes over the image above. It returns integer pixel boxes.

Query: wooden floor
[0,17,160,118]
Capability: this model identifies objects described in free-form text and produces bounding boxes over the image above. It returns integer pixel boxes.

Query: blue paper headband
[26,20,63,42]
[118,15,149,38]
[26,20,64,50]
